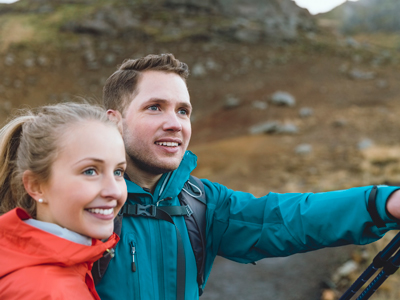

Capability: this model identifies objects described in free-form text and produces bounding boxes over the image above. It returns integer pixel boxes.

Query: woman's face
[38,120,127,240]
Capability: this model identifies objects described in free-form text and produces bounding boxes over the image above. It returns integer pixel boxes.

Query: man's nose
[162,112,182,132]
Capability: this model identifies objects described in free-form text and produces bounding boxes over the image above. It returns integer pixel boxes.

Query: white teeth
[87,208,114,215]
[156,142,179,147]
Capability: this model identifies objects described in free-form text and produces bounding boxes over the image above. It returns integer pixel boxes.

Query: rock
[295,144,312,155]
[105,9,140,30]
[24,58,35,68]
[104,53,116,66]
[4,54,15,66]
[249,121,280,134]
[234,27,262,44]
[376,79,388,89]
[62,19,116,36]
[217,0,315,41]
[37,56,49,67]
[348,68,375,80]
[270,91,296,106]
[299,107,313,118]
[252,100,268,110]
[332,260,358,282]
[358,138,373,150]
[84,49,96,62]
[332,118,348,127]
[278,123,298,134]
[192,63,207,78]
[205,59,219,71]
[345,37,360,49]
[249,121,298,135]
[224,95,241,109]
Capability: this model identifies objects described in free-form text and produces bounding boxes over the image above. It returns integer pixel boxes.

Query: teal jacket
[96,151,400,300]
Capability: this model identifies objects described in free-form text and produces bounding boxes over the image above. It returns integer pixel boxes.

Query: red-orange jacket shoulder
[0,208,119,300]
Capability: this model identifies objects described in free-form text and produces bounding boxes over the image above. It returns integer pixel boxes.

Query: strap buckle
[186,205,193,217]
[136,204,156,217]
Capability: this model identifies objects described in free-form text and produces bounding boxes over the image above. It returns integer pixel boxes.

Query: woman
[0,102,127,299]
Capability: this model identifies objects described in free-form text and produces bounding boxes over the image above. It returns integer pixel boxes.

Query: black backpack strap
[178,175,207,296]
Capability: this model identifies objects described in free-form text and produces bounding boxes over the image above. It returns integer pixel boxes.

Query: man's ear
[107,109,123,134]
[22,170,45,203]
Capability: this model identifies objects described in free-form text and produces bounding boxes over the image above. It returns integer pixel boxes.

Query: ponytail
[0,114,35,215]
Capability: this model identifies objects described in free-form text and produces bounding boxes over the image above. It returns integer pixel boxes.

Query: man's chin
[142,159,182,175]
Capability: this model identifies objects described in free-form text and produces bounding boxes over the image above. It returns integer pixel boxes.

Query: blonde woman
[0,103,127,300]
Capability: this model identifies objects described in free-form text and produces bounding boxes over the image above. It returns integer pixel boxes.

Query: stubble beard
[125,143,183,176]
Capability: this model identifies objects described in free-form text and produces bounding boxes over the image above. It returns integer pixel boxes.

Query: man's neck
[125,165,162,194]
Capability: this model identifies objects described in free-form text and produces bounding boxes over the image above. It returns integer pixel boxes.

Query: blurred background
[1,0,400,299]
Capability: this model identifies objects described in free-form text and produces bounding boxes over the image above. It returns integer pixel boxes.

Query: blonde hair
[0,102,114,218]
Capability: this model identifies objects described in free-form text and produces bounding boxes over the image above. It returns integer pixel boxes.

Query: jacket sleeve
[203,182,400,266]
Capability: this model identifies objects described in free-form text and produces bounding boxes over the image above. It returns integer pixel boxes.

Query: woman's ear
[22,170,45,203]
[107,109,123,134]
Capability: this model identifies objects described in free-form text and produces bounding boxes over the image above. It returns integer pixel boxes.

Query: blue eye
[178,109,187,115]
[83,168,97,176]
[148,105,159,111]
[114,169,124,177]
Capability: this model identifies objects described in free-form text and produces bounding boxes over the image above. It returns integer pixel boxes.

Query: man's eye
[178,109,189,115]
[83,168,97,176]
[148,105,159,111]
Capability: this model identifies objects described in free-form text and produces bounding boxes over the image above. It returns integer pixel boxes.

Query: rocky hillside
[324,0,400,34]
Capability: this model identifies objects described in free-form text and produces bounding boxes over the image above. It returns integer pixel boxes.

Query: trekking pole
[339,231,400,300]
[356,246,400,300]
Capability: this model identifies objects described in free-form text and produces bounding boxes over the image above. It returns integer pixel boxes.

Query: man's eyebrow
[145,98,192,109]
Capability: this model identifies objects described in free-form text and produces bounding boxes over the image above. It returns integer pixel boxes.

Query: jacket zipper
[127,237,140,299]
[130,242,136,272]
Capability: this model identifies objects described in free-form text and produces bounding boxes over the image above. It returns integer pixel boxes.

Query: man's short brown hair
[103,53,189,114]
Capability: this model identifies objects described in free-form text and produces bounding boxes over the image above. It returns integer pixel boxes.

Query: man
[95,53,400,300]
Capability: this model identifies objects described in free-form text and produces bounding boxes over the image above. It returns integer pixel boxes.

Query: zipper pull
[130,242,136,272]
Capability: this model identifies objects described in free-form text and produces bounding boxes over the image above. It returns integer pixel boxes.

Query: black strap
[367,186,386,228]
[119,203,186,300]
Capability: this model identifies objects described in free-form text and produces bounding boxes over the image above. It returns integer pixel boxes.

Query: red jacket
[0,208,119,299]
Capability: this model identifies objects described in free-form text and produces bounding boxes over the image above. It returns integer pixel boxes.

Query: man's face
[121,70,192,175]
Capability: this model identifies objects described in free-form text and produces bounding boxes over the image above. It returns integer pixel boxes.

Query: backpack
[92,175,207,296]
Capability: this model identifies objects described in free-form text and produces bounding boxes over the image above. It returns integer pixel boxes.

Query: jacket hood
[0,208,119,278]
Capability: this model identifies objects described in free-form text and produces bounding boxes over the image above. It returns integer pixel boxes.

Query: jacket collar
[125,150,197,201]
[0,208,119,278]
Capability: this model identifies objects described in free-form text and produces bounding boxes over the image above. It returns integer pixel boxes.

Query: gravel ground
[202,245,356,300]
